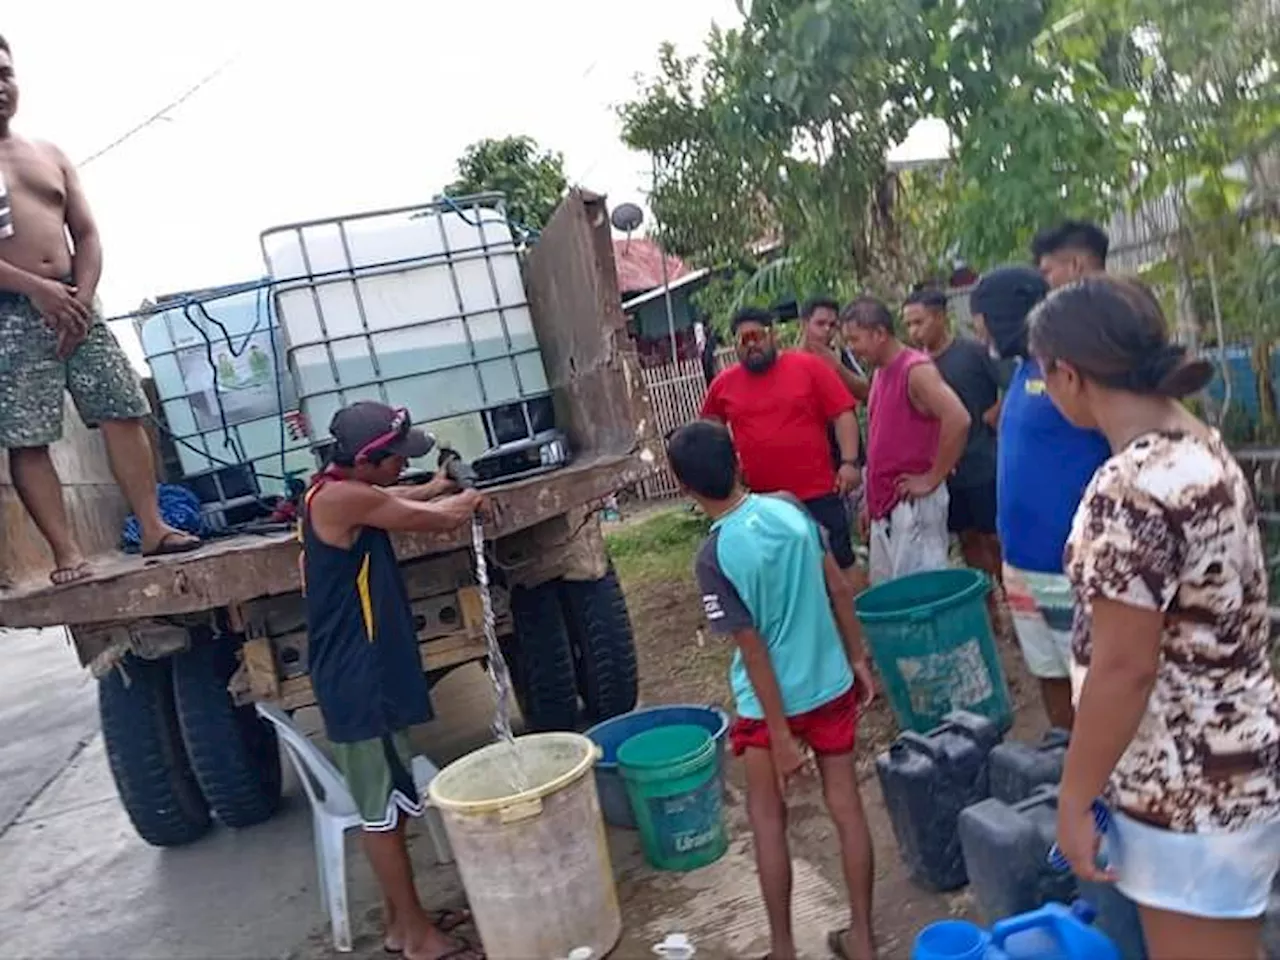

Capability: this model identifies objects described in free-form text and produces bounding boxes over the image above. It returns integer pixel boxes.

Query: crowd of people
[669,219,1280,959]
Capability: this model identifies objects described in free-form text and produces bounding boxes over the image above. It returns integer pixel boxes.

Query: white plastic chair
[255,702,453,952]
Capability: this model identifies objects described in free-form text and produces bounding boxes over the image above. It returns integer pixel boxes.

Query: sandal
[384,909,473,953]
[50,561,92,586]
[141,530,202,558]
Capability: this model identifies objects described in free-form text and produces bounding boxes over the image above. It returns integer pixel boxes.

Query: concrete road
[0,633,499,960]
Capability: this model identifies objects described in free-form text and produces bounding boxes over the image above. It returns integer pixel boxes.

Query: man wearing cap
[302,401,484,960]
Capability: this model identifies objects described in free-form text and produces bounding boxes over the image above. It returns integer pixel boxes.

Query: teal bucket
[855,568,1012,734]
[617,724,728,872]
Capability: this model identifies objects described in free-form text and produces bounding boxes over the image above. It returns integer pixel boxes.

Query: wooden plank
[240,636,280,700]
[275,630,490,711]
[0,452,649,629]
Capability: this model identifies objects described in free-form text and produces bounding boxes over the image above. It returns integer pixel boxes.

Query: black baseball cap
[329,402,434,461]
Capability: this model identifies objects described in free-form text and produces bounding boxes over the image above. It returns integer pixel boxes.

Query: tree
[444,136,568,234]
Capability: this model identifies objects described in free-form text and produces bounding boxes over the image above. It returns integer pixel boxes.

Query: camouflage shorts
[0,288,150,448]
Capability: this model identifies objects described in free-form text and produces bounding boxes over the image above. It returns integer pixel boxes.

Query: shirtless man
[0,35,198,583]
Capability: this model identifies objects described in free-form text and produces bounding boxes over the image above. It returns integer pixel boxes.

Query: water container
[959,788,1147,958]
[958,787,1076,922]
[989,729,1069,804]
[988,902,1120,959]
[584,705,729,829]
[137,280,314,497]
[617,724,728,872]
[912,919,990,960]
[855,569,1013,733]
[876,710,1001,891]
[428,733,621,960]
[260,195,564,475]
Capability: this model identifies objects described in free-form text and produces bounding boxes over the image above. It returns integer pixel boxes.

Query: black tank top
[302,481,432,743]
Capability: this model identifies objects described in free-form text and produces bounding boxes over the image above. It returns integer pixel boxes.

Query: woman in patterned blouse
[1029,275,1280,959]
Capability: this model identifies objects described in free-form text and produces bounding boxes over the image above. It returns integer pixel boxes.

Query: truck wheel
[172,634,283,829]
[99,656,212,847]
[560,567,639,724]
[507,581,579,731]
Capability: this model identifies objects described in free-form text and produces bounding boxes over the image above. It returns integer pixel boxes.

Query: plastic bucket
[912,920,991,960]
[428,733,621,959]
[584,704,729,829]
[617,724,727,871]
[855,568,1012,733]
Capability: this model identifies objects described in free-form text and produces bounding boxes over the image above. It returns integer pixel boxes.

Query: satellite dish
[610,202,644,234]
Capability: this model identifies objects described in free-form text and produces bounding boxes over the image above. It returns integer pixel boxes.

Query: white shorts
[1003,564,1074,680]
[869,486,950,584]
[1108,810,1280,919]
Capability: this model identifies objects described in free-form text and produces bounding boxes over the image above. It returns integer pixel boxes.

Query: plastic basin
[585,704,729,829]
[617,725,727,872]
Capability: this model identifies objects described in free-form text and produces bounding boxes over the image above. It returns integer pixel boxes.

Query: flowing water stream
[471,514,531,793]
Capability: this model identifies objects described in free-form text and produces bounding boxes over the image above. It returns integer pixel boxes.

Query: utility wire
[78,55,241,168]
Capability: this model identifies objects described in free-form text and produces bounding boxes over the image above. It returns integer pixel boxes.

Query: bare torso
[0,135,73,280]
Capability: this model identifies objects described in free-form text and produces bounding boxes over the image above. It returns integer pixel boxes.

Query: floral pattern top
[1065,429,1280,832]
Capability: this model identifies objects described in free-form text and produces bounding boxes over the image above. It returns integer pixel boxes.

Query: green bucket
[617,724,727,872]
[854,568,1012,733]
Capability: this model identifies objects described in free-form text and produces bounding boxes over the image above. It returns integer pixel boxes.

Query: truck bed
[0,452,648,629]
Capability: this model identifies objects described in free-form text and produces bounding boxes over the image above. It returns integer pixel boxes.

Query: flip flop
[828,929,852,960]
[141,531,202,558]
[50,561,92,586]
[384,909,473,954]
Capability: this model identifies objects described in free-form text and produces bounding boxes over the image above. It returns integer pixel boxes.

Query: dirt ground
[611,502,1049,957]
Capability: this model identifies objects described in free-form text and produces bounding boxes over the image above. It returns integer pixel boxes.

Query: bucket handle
[895,731,944,760]
[499,797,543,824]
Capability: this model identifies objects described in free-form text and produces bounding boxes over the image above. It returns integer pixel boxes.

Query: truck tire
[560,567,639,724]
[98,656,212,847]
[172,634,283,829]
[507,581,579,731]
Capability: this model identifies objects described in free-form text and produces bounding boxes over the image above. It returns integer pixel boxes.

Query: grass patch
[605,505,711,584]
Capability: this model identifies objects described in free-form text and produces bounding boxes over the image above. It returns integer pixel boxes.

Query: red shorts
[729,686,859,757]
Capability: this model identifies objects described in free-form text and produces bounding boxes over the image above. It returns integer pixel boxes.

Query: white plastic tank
[260,196,555,467]
[428,733,622,960]
[136,282,314,497]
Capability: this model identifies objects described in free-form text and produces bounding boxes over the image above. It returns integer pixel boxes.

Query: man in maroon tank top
[841,297,970,584]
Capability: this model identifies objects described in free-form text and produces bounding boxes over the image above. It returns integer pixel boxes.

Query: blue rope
[120,483,206,552]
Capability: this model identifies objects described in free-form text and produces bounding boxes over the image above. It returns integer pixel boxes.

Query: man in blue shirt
[973,262,1111,730]
[669,419,876,960]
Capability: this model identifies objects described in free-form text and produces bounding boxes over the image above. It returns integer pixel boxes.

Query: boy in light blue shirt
[668,419,877,960]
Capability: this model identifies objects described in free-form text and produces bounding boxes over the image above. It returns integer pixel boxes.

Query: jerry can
[877,710,1001,891]
[988,729,1069,804]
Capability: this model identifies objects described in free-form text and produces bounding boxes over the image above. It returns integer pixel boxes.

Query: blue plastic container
[877,710,1002,891]
[914,902,1120,960]
[855,569,1013,733]
[989,902,1120,959]
[585,704,729,829]
[913,919,990,960]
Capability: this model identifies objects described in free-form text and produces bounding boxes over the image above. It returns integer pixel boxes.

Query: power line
[78,55,241,168]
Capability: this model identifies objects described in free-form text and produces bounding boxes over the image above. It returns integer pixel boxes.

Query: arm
[1055,481,1181,883]
[385,474,457,501]
[732,628,794,749]
[833,359,871,402]
[981,348,1003,430]
[699,376,725,423]
[902,362,970,496]
[811,356,860,492]
[56,145,103,308]
[316,481,481,539]
[823,552,876,707]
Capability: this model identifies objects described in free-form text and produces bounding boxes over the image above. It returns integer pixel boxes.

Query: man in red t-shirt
[701,306,861,569]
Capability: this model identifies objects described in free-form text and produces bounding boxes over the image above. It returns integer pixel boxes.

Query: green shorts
[331,730,423,831]
[0,289,150,448]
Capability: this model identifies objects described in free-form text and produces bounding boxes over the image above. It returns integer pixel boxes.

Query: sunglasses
[737,329,770,347]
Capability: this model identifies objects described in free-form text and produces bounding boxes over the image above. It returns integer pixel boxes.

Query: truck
[0,192,658,847]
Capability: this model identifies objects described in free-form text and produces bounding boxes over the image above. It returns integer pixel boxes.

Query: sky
[8,0,946,371]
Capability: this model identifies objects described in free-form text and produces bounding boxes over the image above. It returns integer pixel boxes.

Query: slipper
[141,531,202,558]
[828,929,851,960]
[384,909,472,953]
[50,561,92,586]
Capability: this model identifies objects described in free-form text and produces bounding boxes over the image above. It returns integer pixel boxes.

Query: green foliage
[444,135,568,233]
[620,0,1279,319]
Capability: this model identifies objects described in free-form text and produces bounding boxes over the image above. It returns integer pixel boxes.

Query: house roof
[612,237,689,296]
[621,267,712,312]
